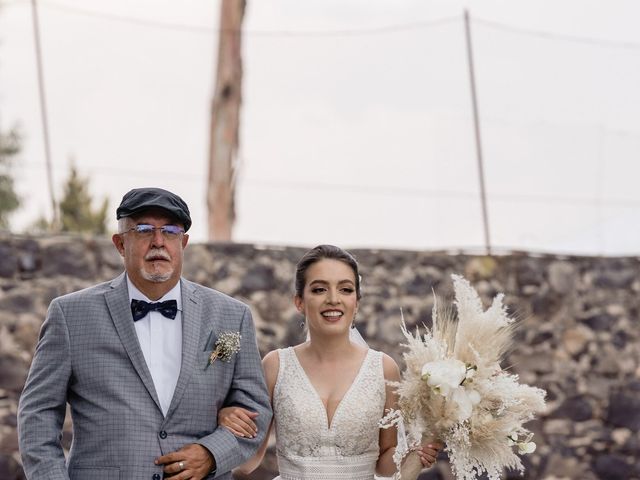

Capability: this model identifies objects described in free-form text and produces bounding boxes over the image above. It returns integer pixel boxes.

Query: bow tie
[131,299,178,322]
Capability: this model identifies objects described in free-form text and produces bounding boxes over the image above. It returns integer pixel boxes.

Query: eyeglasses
[121,224,185,239]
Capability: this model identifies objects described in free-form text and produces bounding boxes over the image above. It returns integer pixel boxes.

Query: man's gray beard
[141,269,172,283]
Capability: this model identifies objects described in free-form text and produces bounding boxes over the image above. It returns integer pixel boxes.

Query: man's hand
[155,443,215,479]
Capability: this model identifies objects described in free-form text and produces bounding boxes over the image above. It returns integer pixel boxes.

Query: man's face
[112,209,189,295]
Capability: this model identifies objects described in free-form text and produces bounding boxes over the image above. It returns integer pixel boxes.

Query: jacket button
[159,430,167,439]
[152,474,161,480]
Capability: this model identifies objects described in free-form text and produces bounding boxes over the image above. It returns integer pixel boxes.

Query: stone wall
[0,234,638,480]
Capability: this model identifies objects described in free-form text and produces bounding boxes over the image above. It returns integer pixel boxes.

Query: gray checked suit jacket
[18,273,272,480]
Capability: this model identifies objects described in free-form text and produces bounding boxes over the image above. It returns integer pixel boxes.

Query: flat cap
[116,187,192,231]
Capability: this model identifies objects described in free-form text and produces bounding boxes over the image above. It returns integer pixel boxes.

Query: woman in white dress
[219,245,441,479]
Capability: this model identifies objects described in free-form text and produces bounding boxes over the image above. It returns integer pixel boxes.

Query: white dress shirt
[127,276,182,417]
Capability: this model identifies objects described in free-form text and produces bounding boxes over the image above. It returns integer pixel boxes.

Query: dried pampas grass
[381,275,546,480]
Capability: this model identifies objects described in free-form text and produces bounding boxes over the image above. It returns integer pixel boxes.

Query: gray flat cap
[116,187,192,231]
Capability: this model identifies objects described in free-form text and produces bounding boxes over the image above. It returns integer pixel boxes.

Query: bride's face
[295,259,359,338]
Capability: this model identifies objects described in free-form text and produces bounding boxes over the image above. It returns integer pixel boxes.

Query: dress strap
[273,347,292,397]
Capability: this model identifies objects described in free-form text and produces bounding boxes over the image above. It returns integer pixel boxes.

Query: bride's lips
[321,309,344,322]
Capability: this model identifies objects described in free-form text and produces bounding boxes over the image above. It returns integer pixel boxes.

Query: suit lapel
[105,273,162,413]
[166,278,202,418]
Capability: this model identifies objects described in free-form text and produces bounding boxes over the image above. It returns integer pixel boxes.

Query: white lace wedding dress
[272,347,387,480]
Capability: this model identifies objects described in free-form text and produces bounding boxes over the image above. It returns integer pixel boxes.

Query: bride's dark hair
[294,245,362,300]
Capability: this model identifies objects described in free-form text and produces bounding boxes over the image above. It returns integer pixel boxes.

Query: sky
[1,0,639,255]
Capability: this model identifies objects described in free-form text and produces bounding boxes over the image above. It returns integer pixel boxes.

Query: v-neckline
[290,347,371,431]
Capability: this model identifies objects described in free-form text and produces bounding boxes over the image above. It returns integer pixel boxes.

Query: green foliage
[0,128,21,230]
[58,163,109,234]
[29,215,52,233]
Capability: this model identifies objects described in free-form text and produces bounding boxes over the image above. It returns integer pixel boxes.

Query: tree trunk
[207,0,245,241]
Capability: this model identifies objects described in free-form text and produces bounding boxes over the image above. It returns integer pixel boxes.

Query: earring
[300,318,306,329]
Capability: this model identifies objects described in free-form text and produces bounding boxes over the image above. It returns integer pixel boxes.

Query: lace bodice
[272,347,386,480]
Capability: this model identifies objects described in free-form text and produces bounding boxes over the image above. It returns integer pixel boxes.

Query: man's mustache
[144,249,171,261]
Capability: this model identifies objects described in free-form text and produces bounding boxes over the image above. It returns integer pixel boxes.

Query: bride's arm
[219,350,279,475]
[376,354,440,477]
[232,421,274,475]
[376,353,402,476]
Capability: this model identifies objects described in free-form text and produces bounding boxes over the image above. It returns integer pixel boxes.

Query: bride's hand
[218,406,259,438]
[414,440,443,468]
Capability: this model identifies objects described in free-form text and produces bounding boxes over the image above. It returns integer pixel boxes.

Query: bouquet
[380,275,546,480]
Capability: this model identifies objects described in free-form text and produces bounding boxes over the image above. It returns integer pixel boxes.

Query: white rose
[467,388,481,405]
[451,387,481,422]
[421,359,467,396]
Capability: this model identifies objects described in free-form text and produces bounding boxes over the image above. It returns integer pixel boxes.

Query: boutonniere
[205,332,241,369]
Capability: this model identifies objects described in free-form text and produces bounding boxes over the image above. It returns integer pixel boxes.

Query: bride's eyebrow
[308,279,355,286]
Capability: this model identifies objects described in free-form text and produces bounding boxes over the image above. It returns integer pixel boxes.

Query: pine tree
[58,163,108,234]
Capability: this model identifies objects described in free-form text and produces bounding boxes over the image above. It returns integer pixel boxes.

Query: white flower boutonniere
[205,332,241,369]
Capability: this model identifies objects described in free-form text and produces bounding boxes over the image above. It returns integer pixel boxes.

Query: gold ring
[178,461,185,471]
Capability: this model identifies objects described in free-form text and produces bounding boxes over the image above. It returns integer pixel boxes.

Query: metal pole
[31,0,58,228]
[464,9,491,255]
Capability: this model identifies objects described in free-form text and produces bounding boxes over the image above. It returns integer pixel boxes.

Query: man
[18,187,271,479]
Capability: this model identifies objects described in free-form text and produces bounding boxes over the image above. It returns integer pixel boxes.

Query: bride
[219,245,441,479]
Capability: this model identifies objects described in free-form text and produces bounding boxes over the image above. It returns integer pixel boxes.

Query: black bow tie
[131,299,178,322]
